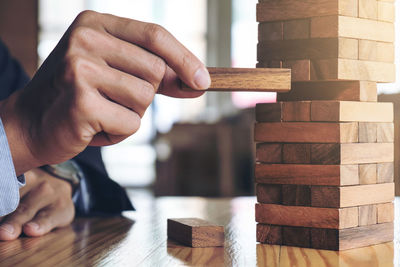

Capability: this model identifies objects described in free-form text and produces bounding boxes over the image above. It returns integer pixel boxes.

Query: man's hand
[0,168,74,240]
[0,11,210,175]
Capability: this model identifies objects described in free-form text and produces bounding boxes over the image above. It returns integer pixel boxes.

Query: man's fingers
[158,66,205,98]
[97,12,210,90]
[23,202,74,237]
[0,183,56,240]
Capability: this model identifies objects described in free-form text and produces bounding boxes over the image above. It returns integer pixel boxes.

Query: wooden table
[0,189,398,266]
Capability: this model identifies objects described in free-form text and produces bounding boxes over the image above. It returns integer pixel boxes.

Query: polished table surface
[0,189,399,266]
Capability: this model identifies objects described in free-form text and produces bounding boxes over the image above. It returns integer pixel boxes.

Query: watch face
[44,160,81,185]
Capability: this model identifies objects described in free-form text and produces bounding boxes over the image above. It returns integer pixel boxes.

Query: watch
[40,160,83,191]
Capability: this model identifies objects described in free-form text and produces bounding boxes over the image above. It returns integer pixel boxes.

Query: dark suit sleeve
[0,39,133,215]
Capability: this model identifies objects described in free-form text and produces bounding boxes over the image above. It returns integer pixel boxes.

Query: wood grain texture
[256,0,357,22]
[256,224,282,244]
[310,58,395,82]
[256,143,282,163]
[377,162,394,183]
[359,122,377,143]
[277,80,377,102]
[282,60,311,81]
[359,0,378,19]
[377,203,394,223]
[255,101,311,122]
[167,218,224,247]
[258,22,283,41]
[311,222,394,250]
[283,144,311,163]
[359,164,377,184]
[256,184,282,204]
[377,123,394,142]
[255,164,359,186]
[310,101,393,122]
[283,19,310,40]
[310,144,340,164]
[311,183,395,208]
[359,40,394,63]
[283,227,311,248]
[255,102,282,122]
[311,16,394,42]
[255,204,358,229]
[282,185,311,206]
[359,205,377,226]
[182,67,291,92]
[378,1,395,22]
[254,122,358,143]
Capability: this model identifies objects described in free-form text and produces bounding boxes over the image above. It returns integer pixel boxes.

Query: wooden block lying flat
[283,227,311,248]
[254,122,358,143]
[359,164,377,184]
[167,218,224,247]
[310,143,394,165]
[359,205,377,226]
[282,185,311,206]
[311,222,394,250]
[311,183,395,208]
[359,0,378,19]
[359,40,394,63]
[377,123,394,142]
[255,164,359,186]
[256,143,282,163]
[378,1,395,22]
[255,102,311,122]
[256,184,282,204]
[256,0,357,22]
[282,60,311,81]
[256,224,282,244]
[377,163,394,183]
[310,101,393,122]
[311,16,394,43]
[359,122,377,143]
[182,67,291,92]
[283,144,311,164]
[310,58,395,82]
[258,22,283,41]
[283,19,310,40]
[255,204,358,229]
[377,203,394,223]
[257,38,357,61]
[277,81,377,102]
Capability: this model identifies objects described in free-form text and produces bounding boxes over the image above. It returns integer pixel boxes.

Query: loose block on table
[255,164,359,186]
[310,183,395,208]
[277,81,377,102]
[167,218,224,247]
[254,122,358,143]
[255,204,359,229]
[181,67,291,92]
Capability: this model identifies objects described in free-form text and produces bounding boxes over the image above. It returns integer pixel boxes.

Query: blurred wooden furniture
[0,191,398,266]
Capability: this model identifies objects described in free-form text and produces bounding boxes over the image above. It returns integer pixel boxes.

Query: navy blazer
[0,40,134,214]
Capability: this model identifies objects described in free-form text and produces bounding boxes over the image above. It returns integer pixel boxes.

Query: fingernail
[26,222,39,230]
[194,67,211,89]
[0,224,14,234]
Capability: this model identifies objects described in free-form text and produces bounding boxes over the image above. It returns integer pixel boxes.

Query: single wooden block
[256,0,357,22]
[310,101,393,122]
[283,227,311,248]
[311,222,394,250]
[377,123,394,142]
[359,205,377,226]
[283,19,310,40]
[255,164,359,186]
[255,102,311,122]
[311,183,395,208]
[359,164,377,184]
[256,184,282,204]
[182,67,291,92]
[358,122,377,143]
[167,218,224,247]
[256,143,282,163]
[256,224,282,244]
[277,81,377,102]
[358,0,378,19]
[255,204,358,229]
[283,144,311,164]
[376,203,394,223]
[310,16,394,43]
[257,38,355,61]
[310,58,395,83]
[254,122,358,143]
[377,163,394,183]
[378,1,395,22]
[282,185,311,206]
[258,22,283,41]
[309,143,393,165]
[359,40,394,63]
[255,103,282,122]
[282,60,311,81]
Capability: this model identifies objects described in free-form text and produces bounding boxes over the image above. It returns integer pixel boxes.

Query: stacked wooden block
[255,0,395,250]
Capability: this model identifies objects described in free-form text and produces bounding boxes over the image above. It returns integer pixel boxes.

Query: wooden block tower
[254,0,395,250]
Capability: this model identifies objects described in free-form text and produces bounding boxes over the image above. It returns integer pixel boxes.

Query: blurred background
[1,0,399,197]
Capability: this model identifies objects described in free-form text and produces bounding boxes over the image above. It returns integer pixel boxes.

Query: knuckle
[151,57,166,83]
[62,55,93,86]
[74,10,99,25]
[144,23,167,47]
[68,26,97,50]
[37,182,55,196]
[141,82,156,106]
